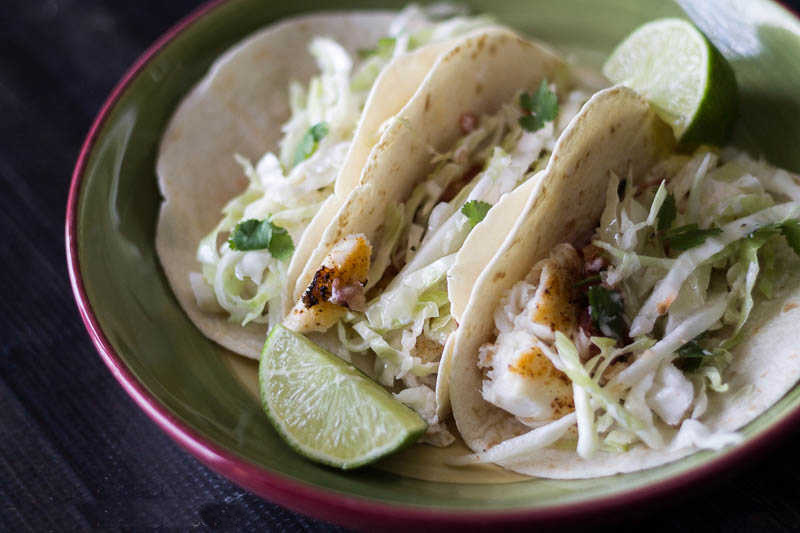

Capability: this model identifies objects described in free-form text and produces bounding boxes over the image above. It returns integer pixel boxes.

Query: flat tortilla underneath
[155,12,395,359]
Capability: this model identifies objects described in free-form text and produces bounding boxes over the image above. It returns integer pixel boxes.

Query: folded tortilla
[448,86,800,478]
[155,12,454,358]
[292,27,568,303]
[285,28,578,424]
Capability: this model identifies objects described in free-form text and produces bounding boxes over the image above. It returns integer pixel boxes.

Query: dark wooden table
[2,1,800,530]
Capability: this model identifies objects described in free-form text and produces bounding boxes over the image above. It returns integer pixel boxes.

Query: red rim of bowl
[66,0,800,529]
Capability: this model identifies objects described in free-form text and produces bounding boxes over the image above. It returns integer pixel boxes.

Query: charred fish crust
[286,234,372,333]
[302,266,336,308]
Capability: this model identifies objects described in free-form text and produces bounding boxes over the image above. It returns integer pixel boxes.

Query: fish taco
[448,85,800,478]
[156,7,495,358]
[283,26,602,444]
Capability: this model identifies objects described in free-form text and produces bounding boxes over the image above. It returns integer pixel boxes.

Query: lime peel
[259,325,427,469]
[603,17,738,145]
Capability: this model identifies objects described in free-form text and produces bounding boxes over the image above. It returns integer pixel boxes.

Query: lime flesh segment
[259,325,427,469]
[603,18,737,145]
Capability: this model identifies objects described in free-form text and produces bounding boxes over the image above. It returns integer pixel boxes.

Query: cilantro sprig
[292,122,329,168]
[780,219,800,255]
[518,80,558,132]
[655,191,800,256]
[654,191,722,251]
[461,200,492,228]
[657,193,677,231]
[587,285,627,340]
[662,223,722,251]
[228,218,294,260]
[675,337,713,371]
[748,219,800,256]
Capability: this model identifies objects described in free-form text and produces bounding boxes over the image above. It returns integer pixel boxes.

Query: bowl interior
[73,0,800,511]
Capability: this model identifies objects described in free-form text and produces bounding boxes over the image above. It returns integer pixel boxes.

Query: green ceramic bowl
[66,0,800,528]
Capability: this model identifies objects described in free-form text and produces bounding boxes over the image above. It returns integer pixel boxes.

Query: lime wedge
[259,325,426,469]
[603,18,738,145]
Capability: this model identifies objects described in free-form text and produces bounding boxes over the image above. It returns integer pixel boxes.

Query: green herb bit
[657,193,677,231]
[292,122,329,168]
[747,222,782,244]
[780,219,800,256]
[747,219,800,257]
[309,122,329,140]
[663,223,722,251]
[461,200,492,228]
[587,285,627,340]
[518,79,558,132]
[675,337,712,372]
[228,218,295,260]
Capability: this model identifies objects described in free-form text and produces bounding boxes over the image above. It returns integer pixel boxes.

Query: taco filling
[465,147,800,462]
[190,6,493,330]
[287,80,591,444]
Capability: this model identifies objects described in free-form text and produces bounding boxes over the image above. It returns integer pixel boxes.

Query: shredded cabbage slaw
[469,146,800,463]
[191,5,494,330]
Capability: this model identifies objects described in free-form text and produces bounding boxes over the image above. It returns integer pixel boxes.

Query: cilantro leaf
[291,122,329,168]
[518,79,558,132]
[781,219,800,256]
[518,115,545,132]
[657,193,677,231]
[676,338,710,358]
[675,337,712,372]
[461,200,492,228]
[747,222,782,244]
[228,219,294,260]
[309,122,329,141]
[292,133,316,168]
[267,226,295,261]
[587,285,627,340]
[228,219,266,251]
[519,91,534,112]
[663,224,722,251]
[747,219,800,257]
